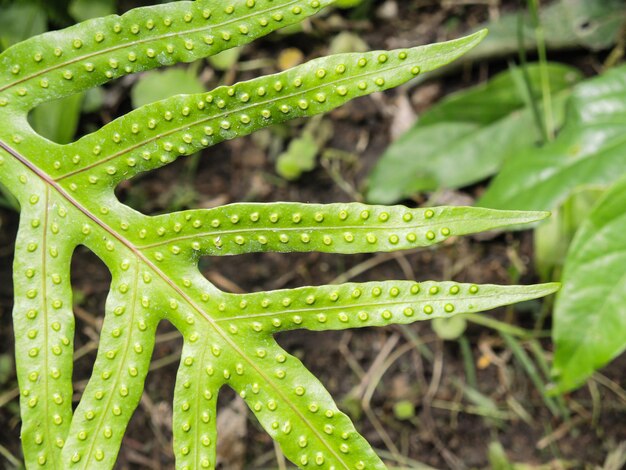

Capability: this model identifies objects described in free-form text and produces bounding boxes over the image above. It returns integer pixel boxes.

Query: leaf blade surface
[552,176,626,392]
[479,64,626,211]
[367,63,581,204]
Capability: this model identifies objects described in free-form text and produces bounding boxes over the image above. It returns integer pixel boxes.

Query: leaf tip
[475,28,489,42]
[520,282,561,300]
[542,282,562,295]
[462,28,489,51]
[512,209,553,226]
[537,210,552,221]
[545,371,583,397]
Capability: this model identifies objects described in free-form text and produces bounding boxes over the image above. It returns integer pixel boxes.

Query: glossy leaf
[552,176,626,392]
[418,63,580,125]
[479,64,626,211]
[0,2,559,469]
[367,64,580,204]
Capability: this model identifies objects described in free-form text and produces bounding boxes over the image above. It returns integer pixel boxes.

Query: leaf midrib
[80,262,140,468]
[193,342,211,468]
[217,292,538,322]
[0,0,305,94]
[137,218,533,249]
[1,137,353,469]
[41,186,58,470]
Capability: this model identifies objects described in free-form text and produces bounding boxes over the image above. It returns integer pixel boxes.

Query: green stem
[516,13,547,143]
[528,339,570,418]
[501,333,561,417]
[459,335,477,390]
[527,0,555,140]
[463,313,545,339]
[398,325,433,362]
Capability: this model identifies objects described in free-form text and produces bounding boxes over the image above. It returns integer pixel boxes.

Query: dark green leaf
[367,64,580,204]
[420,63,580,125]
[479,64,626,211]
[551,176,626,392]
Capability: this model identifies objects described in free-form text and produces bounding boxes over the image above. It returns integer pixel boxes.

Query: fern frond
[0,2,559,469]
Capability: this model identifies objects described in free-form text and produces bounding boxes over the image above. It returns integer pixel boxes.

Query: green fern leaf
[0,0,336,108]
[0,1,559,469]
